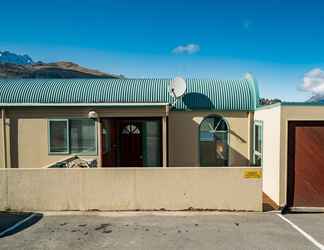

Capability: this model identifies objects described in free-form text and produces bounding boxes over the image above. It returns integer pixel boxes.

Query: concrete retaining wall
[0,167,262,211]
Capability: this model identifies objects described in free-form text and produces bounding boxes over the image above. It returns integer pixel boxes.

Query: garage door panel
[288,122,324,207]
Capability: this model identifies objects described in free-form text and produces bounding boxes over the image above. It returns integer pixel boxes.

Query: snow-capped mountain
[0,51,34,65]
[307,94,324,103]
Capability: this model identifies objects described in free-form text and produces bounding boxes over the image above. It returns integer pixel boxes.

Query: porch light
[88,111,99,119]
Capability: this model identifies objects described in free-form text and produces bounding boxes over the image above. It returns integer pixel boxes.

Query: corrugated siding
[0,78,258,111]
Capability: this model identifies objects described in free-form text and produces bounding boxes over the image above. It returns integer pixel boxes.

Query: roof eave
[0,102,170,107]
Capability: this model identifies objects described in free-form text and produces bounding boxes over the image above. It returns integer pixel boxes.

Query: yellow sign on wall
[244,170,262,179]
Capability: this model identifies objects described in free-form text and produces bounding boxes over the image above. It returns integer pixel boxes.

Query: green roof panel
[0,78,259,111]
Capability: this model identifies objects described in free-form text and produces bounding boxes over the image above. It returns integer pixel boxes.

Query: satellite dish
[169,77,187,98]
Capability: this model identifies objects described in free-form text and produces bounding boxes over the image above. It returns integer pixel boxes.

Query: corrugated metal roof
[0,78,259,111]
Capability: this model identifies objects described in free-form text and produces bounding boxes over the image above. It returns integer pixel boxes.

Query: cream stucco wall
[254,105,281,205]
[0,167,262,211]
[3,108,97,168]
[0,168,7,209]
[168,111,252,167]
[0,107,251,168]
[0,107,167,168]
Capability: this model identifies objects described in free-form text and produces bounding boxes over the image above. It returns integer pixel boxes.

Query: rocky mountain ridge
[0,51,122,79]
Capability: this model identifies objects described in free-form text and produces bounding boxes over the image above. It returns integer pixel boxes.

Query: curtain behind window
[70,119,96,155]
[49,120,68,153]
[199,116,229,166]
[143,120,161,167]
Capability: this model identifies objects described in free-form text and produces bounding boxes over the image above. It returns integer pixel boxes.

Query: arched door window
[122,124,140,134]
[199,116,229,166]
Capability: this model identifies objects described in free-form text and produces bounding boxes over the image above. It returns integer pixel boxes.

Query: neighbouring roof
[0,78,259,111]
[256,101,324,111]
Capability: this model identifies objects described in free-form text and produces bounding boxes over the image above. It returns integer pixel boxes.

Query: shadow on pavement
[263,192,280,212]
[0,212,43,238]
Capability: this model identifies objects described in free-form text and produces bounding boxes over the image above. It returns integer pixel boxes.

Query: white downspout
[162,105,169,168]
[97,118,102,167]
[1,108,7,168]
[162,116,167,168]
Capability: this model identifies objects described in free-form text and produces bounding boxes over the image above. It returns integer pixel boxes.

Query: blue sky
[2,0,324,101]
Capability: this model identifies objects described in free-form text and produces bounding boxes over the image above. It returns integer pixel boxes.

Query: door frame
[287,120,324,208]
[100,117,163,167]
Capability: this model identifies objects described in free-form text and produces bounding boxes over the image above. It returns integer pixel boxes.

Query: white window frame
[199,116,229,167]
[69,118,97,156]
[253,120,263,166]
[48,118,97,156]
[48,119,69,155]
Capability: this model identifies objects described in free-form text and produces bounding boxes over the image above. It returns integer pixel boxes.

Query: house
[0,76,266,211]
[0,75,259,169]
[1,76,324,212]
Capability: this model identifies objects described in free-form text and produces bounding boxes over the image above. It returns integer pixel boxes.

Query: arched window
[199,116,229,166]
[122,124,141,134]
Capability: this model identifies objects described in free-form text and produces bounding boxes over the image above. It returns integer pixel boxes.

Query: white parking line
[0,213,37,237]
[277,214,324,250]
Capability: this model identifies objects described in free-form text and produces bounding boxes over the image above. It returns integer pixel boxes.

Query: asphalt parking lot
[0,212,324,250]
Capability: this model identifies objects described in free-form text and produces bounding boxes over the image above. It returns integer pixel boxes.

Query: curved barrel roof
[0,78,259,111]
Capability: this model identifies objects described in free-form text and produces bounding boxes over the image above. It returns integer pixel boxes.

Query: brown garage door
[287,121,324,207]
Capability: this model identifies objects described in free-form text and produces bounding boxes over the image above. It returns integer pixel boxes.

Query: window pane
[200,117,221,132]
[217,119,228,131]
[254,123,263,166]
[70,119,96,155]
[200,117,228,167]
[254,124,262,153]
[102,127,110,154]
[143,121,161,167]
[49,120,68,153]
[215,131,228,160]
[254,154,262,166]
[200,131,214,141]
